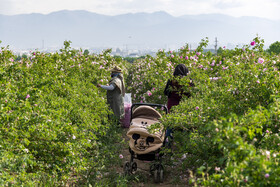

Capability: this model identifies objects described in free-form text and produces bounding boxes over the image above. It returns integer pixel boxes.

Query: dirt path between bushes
[119,128,191,187]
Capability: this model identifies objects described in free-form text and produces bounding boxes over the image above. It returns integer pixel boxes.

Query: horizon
[0,9,278,22]
[1,0,280,20]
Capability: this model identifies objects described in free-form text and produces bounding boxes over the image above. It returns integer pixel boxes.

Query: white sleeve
[100,84,115,90]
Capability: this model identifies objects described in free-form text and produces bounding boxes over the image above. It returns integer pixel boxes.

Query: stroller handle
[130,103,168,117]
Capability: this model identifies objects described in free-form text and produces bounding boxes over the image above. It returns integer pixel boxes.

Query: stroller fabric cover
[127,106,165,155]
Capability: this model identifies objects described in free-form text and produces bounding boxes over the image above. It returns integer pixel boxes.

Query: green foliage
[125,37,280,186]
[83,49,90,56]
[123,56,146,63]
[267,41,280,55]
[1,36,280,186]
[0,42,128,186]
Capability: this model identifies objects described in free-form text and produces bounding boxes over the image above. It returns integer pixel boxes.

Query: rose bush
[0,41,129,186]
[126,36,280,185]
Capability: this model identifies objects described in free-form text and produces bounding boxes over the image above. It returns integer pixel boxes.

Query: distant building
[127,53,139,58]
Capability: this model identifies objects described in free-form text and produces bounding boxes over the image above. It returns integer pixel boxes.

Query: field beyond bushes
[1,38,280,186]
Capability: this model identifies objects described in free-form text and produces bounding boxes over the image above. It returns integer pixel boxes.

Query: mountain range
[0,10,279,50]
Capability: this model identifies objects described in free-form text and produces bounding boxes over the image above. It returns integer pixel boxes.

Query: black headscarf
[173,64,189,77]
[164,64,189,97]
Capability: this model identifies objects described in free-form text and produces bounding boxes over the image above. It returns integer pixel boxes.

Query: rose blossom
[258,58,264,64]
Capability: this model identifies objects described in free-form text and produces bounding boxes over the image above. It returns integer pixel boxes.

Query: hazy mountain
[0,10,279,50]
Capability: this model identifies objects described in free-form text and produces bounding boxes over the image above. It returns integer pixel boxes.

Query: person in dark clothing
[164,64,194,112]
[164,64,194,142]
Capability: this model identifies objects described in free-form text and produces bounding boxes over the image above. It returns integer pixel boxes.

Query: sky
[1,0,280,20]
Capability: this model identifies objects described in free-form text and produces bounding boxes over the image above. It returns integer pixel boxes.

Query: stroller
[124,103,168,183]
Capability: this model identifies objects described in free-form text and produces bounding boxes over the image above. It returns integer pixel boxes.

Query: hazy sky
[1,0,280,20]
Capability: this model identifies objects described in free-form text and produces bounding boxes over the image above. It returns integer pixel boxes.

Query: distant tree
[267,41,280,55]
[15,55,22,61]
[15,54,28,61]
[83,49,89,56]
[217,47,223,55]
[22,54,27,59]
[64,40,72,50]
[114,55,123,63]
[123,57,136,63]
[60,40,72,53]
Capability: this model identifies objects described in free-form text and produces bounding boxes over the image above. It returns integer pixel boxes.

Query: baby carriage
[124,103,168,183]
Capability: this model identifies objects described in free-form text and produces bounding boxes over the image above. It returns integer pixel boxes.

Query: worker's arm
[100,84,115,90]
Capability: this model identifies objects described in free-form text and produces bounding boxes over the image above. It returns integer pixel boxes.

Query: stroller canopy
[132,105,162,120]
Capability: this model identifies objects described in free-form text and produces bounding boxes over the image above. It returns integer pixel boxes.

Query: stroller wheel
[124,162,131,175]
[159,165,164,183]
[132,162,137,172]
[153,164,164,183]
[153,168,159,183]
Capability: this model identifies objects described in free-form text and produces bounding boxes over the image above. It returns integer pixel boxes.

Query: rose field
[1,37,280,186]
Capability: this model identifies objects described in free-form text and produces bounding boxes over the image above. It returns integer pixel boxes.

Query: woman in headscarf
[163,64,194,141]
[97,66,125,121]
[164,64,194,112]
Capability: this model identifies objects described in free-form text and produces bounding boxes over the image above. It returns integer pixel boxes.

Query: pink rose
[258,58,264,64]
